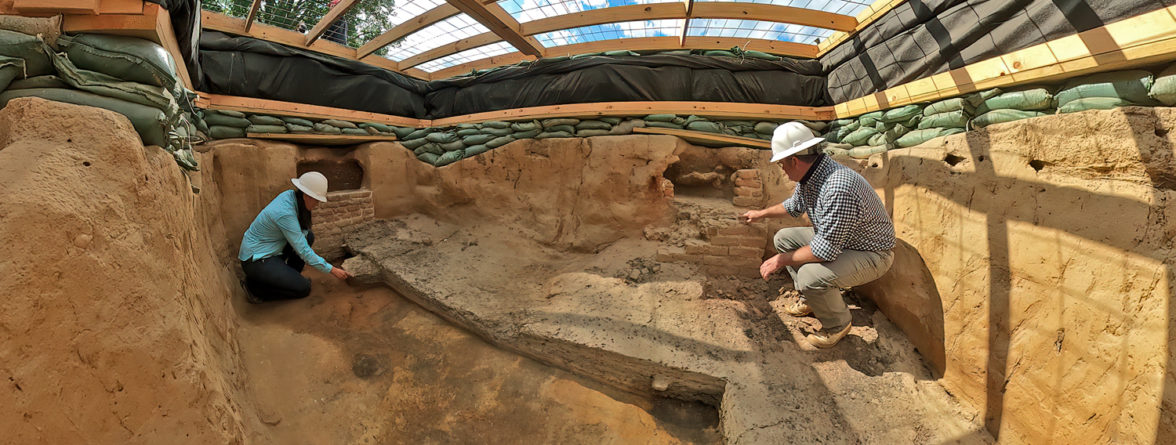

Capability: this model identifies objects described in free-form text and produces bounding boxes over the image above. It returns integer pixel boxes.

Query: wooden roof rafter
[516,1,857,36]
[306,0,360,45]
[356,3,461,59]
[243,0,262,32]
[443,0,544,57]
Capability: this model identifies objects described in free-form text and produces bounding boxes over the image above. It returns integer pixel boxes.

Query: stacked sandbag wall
[193,110,399,140]
[0,29,200,173]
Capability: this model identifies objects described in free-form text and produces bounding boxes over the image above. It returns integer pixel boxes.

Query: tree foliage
[202,0,402,55]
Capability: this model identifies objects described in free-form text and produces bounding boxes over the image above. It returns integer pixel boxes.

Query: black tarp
[198,31,429,117]
[425,55,829,118]
[821,0,1171,103]
[146,0,202,88]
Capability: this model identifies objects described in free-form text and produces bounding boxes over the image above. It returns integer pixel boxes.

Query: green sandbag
[209,125,246,139]
[483,121,511,129]
[703,50,737,57]
[439,140,465,151]
[359,122,393,133]
[195,116,209,133]
[247,124,287,134]
[435,150,463,167]
[744,50,780,61]
[545,124,575,133]
[391,126,416,139]
[248,115,285,126]
[60,34,178,89]
[874,121,890,132]
[823,145,850,157]
[976,88,1054,113]
[401,138,429,149]
[417,152,440,165]
[363,127,381,135]
[754,122,779,134]
[322,119,358,129]
[646,121,684,129]
[923,96,978,116]
[599,117,622,125]
[857,111,884,127]
[486,136,515,148]
[342,128,369,136]
[896,127,965,148]
[482,126,513,136]
[1057,97,1135,113]
[886,123,910,140]
[425,132,458,143]
[800,120,827,132]
[282,116,315,127]
[457,123,478,129]
[575,120,611,130]
[1,88,170,146]
[882,104,924,123]
[918,110,969,129]
[465,144,491,156]
[1055,70,1155,106]
[867,132,891,147]
[719,120,754,127]
[405,128,431,140]
[971,109,1050,129]
[849,145,890,159]
[829,118,855,128]
[510,121,540,131]
[1150,63,1176,106]
[287,124,313,133]
[645,114,677,122]
[507,129,536,139]
[0,56,24,92]
[0,30,50,77]
[536,131,573,139]
[822,129,841,144]
[47,48,178,118]
[576,129,610,137]
[462,134,495,145]
[213,109,246,118]
[603,50,639,57]
[7,74,66,90]
[686,121,723,133]
[571,52,603,59]
[841,127,879,146]
[314,123,342,134]
[414,143,443,156]
[456,128,482,137]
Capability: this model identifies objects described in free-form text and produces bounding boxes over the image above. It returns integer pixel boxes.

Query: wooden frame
[691,3,857,33]
[444,0,544,57]
[305,0,359,45]
[398,31,502,69]
[196,93,425,127]
[357,4,460,59]
[243,0,262,32]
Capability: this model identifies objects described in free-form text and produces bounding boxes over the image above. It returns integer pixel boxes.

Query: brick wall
[656,223,768,278]
[312,189,375,260]
[731,169,764,208]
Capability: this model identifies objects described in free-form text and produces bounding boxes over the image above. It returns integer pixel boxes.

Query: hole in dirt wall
[297,156,364,191]
[662,145,762,199]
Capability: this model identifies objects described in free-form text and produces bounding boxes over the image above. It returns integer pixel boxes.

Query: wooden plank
[817,0,909,56]
[634,127,771,149]
[198,93,425,128]
[543,36,681,57]
[151,3,193,90]
[537,35,818,58]
[691,3,856,32]
[398,31,501,69]
[356,3,459,59]
[13,0,99,14]
[243,0,262,32]
[445,0,543,57]
[201,11,357,60]
[681,36,820,58]
[432,101,834,126]
[306,0,359,45]
[429,51,535,79]
[520,3,686,36]
[360,55,401,72]
[63,8,158,41]
[246,133,399,146]
[99,0,143,14]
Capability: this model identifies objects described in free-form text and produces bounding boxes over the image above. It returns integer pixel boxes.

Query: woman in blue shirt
[239,172,352,302]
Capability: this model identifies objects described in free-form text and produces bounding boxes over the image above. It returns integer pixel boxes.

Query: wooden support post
[243,0,262,32]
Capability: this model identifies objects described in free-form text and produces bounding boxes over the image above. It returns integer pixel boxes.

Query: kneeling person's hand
[330,266,353,280]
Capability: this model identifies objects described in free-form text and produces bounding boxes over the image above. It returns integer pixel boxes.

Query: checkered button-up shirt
[782,155,895,261]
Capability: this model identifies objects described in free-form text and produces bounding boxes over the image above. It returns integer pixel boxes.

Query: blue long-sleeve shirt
[238,190,332,273]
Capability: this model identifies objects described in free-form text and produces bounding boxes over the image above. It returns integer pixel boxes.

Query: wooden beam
[691,3,856,33]
[306,0,359,45]
[538,36,818,58]
[429,51,536,79]
[543,36,680,56]
[431,101,835,126]
[444,0,543,57]
[246,133,399,145]
[398,31,501,69]
[12,0,100,15]
[197,93,425,127]
[634,127,771,149]
[520,3,686,36]
[357,3,460,59]
[99,0,143,14]
[243,0,262,32]
[680,0,693,47]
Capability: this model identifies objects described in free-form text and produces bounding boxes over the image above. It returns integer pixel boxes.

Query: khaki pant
[773,227,894,331]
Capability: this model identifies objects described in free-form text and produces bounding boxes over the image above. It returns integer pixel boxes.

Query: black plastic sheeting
[426,55,829,118]
[145,0,202,88]
[199,31,428,117]
[821,0,1171,103]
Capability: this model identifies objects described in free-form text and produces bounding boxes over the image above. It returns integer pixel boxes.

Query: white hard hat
[291,171,329,202]
[770,122,825,163]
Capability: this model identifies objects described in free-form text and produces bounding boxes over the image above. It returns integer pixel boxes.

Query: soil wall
[852,107,1176,444]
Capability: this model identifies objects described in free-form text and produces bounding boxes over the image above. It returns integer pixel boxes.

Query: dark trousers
[324,20,348,45]
[241,231,315,301]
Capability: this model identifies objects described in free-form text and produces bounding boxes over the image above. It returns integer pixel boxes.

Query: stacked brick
[732,169,764,208]
[312,189,375,260]
[657,224,768,278]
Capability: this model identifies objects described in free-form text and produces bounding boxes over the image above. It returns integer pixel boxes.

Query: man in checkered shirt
[743,122,896,348]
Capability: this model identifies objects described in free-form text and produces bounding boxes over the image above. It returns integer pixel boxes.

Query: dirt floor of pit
[234,271,722,444]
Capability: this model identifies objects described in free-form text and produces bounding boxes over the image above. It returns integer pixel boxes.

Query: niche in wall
[297,158,364,191]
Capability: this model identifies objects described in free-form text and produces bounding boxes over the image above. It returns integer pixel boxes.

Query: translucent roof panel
[687,19,835,44]
[693,0,873,17]
[498,0,681,24]
[416,41,519,73]
[534,19,685,47]
[383,14,490,62]
[385,0,449,28]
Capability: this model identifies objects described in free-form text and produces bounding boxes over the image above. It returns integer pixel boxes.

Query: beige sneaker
[805,323,852,348]
[783,299,812,317]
